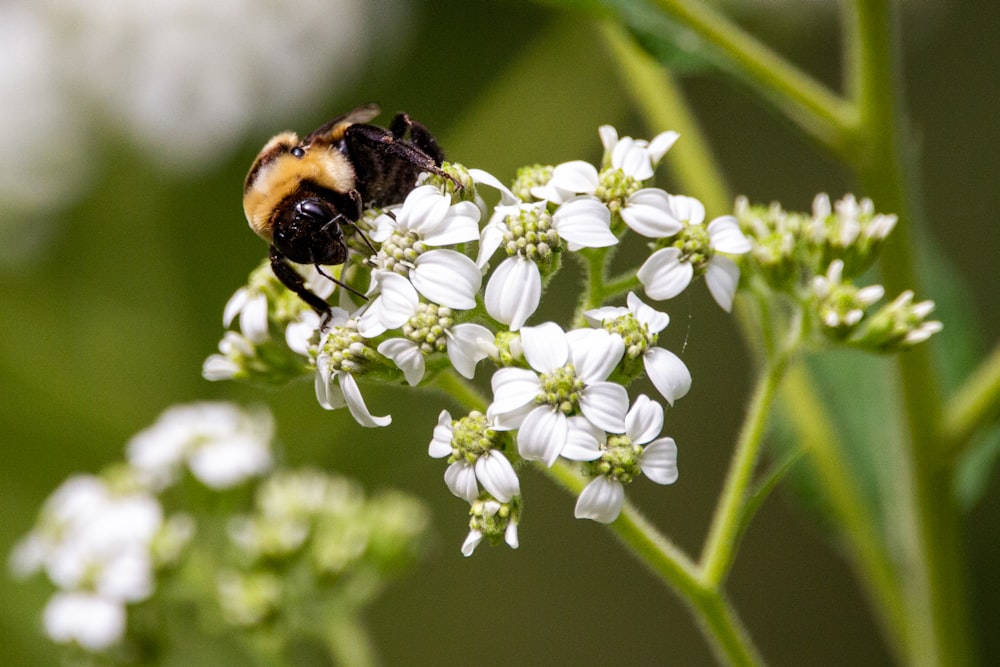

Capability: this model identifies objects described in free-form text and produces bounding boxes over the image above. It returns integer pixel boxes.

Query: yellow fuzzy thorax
[243,132,356,243]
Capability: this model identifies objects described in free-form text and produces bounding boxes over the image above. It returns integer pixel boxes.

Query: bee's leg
[344,123,460,190]
[269,246,332,319]
[389,113,445,165]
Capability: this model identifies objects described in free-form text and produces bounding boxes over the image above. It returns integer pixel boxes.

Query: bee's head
[271,197,348,266]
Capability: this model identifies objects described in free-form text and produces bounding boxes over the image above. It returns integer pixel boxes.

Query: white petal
[240,293,270,344]
[484,256,541,331]
[202,355,239,381]
[488,400,535,431]
[574,477,625,524]
[647,130,680,164]
[625,394,664,445]
[428,410,453,458]
[357,272,418,337]
[43,593,125,650]
[521,322,568,373]
[504,518,519,549]
[612,137,655,181]
[394,185,450,233]
[621,188,683,238]
[488,367,540,415]
[444,460,479,502]
[626,292,669,334]
[516,406,567,466]
[705,256,741,312]
[552,196,616,250]
[579,382,629,433]
[644,347,692,405]
[446,323,495,379]
[477,222,506,268]
[598,125,619,153]
[544,160,599,197]
[338,372,391,427]
[566,328,624,383]
[469,168,519,206]
[560,416,605,461]
[641,438,679,484]
[377,338,425,386]
[583,305,628,327]
[412,250,481,309]
[314,361,346,410]
[285,311,320,356]
[669,194,706,225]
[421,200,482,246]
[461,529,484,557]
[223,287,249,327]
[708,215,752,254]
[475,450,520,502]
[637,247,694,300]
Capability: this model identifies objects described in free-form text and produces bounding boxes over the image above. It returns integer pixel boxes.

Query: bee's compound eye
[297,199,333,223]
[291,146,305,158]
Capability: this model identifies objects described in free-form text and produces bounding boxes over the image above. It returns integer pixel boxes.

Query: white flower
[474,172,616,330]
[375,302,495,385]
[461,499,518,557]
[359,185,482,337]
[486,323,628,466]
[43,592,126,650]
[127,403,274,489]
[223,286,270,343]
[574,395,679,524]
[599,125,679,181]
[429,411,520,503]
[630,193,751,311]
[530,160,599,204]
[315,350,390,429]
[585,292,692,405]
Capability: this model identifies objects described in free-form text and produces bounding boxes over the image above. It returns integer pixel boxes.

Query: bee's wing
[304,104,381,145]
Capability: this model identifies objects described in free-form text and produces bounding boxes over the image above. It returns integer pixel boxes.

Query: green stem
[847,2,974,664]
[649,0,855,156]
[547,462,763,666]
[701,349,788,584]
[942,340,1000,457]
[431,369,489,412]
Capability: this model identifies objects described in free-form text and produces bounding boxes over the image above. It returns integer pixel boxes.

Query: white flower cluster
[10,402,274,651]
[206,124,753,554]
[735,194,941,351]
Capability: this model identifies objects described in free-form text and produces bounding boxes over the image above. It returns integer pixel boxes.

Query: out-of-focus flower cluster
[735,194,942,351]
[10,402,428,656]
[206,124,754,554]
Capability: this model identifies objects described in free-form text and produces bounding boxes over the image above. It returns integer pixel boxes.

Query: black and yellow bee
[243,104,453,320]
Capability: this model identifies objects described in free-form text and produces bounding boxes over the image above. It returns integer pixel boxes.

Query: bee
[243,103,455,321]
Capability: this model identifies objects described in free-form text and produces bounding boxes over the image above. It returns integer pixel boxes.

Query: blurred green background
[2,0,998,664]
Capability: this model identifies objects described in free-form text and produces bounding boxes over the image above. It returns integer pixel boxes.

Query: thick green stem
[847,2,975,664]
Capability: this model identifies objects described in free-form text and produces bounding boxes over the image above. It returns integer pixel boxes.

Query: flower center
[403,303,453,354]
[451,411,502,461]
[672,221,711,266]
[602,314,655,361]
[503,206,559,263]
[594,168,639,214]
[592,434,642,484]
[319,324,370,373]
[377,230,427,276]
[535,364,584,414]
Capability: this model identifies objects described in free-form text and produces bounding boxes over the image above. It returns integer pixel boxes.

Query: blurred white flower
[43,592,126,650]
[126,402,274,490]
